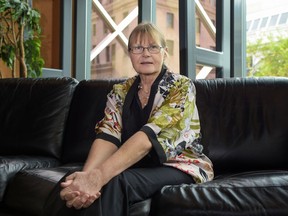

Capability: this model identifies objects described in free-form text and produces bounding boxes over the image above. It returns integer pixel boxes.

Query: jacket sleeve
[95,83,126,148]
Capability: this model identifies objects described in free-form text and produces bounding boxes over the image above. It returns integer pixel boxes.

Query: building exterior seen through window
[246,0,288,77]
[90,0,216,79]
[3,1,285,78]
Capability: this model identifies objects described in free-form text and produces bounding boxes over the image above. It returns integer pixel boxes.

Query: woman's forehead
[130,32,160,45]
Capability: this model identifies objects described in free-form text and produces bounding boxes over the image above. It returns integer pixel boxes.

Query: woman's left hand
[60,170,103,209]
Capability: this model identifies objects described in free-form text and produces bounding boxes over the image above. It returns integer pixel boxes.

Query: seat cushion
[4,165,82,216]
[0,156,59,202]
[129,199,151,216]
[150,170,288,216]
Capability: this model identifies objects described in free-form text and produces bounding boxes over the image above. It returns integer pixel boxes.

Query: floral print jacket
[95,70,214,183]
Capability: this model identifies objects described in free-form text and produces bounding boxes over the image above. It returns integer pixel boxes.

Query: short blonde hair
[128,22,166,49]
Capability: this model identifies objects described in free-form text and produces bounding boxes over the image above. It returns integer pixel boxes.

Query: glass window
[166,12,174,28]
[251,19,260,30]
[196,64,216,79]
[123,11,129,19]
[90,0,138,79]
[157,0,216,77]
[156,0,179,73]
[90,0,219,79]
[166,40,174,56]
[196,18,201,34]
[210,0,216,7]
[195,0,216,51]
[106,46,110,62]
[279,12,288,25]
[268,14,279,27]
[246,20,252,31]
[247,1,288,78]
[104,25,109,34]
[93,24,97,36]
[112,44,116,61]
[259,17,268,29]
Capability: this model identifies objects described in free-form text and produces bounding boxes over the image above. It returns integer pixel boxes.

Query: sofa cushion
[61,79,124,164]
[0,77,78,159]
[194,77,288,175]
[4,165,82,216]
[150,170,288,216]
[0,156,59,202]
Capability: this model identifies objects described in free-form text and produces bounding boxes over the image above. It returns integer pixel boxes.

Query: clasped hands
[60,170,103,209]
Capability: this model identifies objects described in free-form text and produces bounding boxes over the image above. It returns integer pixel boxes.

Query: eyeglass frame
[128,45,163,54]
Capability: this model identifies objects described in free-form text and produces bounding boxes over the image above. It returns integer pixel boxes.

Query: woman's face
[129,34,166,76]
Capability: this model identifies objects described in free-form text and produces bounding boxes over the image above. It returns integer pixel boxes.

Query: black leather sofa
[1,77,288,216]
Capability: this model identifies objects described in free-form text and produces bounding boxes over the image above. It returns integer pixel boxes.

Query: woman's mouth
[141,62,153,64]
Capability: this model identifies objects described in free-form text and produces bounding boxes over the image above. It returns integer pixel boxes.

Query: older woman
[59,22,213,216]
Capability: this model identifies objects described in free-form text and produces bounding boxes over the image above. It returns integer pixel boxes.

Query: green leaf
[0,0,43,77]
[24,38,44,78]
[247,34,288,77]
[0,44,15,68]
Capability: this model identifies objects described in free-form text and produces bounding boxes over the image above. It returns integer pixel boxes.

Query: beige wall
[33,0,61,69]
[0,60,20,78]
[0,60,11,78]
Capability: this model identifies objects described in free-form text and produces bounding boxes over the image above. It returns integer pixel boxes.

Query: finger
[60,179,74,188]
[83,193,101,208]
[96,191,101,198]
[73,194,89,210]
[73,198,84,210]
[60,188,79,201]
[66,197,77,208]
[64,191,80,201]
[82,199,93,209]
[60,188,68,200]
[65,172,77,181]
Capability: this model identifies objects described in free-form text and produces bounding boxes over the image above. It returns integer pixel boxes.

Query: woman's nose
[142,48,151,56]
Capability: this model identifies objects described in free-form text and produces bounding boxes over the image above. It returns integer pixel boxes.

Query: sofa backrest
[0,77,78,159]
[60,77,288,176]
[61,79,125,164]
[194,77,288,175]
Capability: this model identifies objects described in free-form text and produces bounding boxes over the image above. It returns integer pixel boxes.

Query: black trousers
[42,166,194,216]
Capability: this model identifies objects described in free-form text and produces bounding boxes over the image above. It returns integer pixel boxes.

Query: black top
[121,66,167,143]
[121,66,167,167]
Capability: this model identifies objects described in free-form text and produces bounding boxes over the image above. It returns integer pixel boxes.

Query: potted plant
[0,0,44,78]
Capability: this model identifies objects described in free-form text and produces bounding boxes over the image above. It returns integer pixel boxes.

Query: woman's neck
[138,73,157,90]
[138,65,165,92]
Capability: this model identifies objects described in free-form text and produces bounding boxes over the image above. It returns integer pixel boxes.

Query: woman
[59,22,213,215]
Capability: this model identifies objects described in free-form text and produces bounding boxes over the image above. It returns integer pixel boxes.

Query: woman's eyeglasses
[129,45,163,54]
